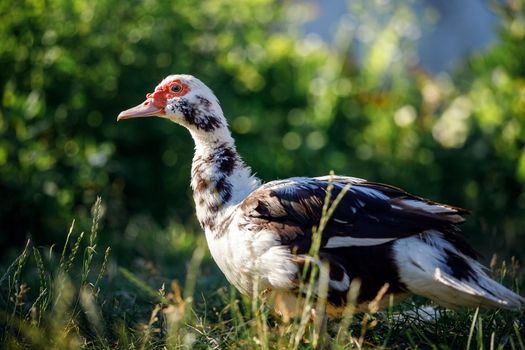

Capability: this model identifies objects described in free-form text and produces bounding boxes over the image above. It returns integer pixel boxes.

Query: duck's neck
[190,130,260,231]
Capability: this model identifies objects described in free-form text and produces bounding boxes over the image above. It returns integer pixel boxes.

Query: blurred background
[1,0,525,263]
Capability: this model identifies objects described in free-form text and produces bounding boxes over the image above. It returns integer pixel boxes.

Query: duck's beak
[117,99,164,121]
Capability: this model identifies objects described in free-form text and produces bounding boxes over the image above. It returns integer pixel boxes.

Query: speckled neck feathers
[188,114,260,233]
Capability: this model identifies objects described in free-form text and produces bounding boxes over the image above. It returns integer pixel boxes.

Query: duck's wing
[238,176,471,256]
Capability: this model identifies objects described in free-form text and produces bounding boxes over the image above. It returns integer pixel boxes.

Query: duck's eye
[171,84,183,93]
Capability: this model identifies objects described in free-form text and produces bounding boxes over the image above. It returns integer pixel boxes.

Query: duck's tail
[393,231,525,310]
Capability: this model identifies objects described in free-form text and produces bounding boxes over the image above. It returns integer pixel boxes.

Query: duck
[117,74,524,317]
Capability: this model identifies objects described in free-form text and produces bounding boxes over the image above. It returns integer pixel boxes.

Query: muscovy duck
[117,74,524,316]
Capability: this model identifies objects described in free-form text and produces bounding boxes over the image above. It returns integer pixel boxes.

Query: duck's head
[118,74,229,140]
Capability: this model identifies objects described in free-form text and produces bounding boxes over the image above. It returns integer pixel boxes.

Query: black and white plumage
[118,74,524,316]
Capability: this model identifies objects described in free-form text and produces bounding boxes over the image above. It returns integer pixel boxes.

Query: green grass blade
[59,219,76,271]
[467,307,480,350]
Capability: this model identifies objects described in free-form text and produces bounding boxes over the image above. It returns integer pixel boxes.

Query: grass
[1,198,524,349]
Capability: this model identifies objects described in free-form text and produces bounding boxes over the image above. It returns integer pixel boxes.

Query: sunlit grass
[0,199,524,349]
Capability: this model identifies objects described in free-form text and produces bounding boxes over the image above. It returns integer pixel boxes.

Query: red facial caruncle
[147,80,190,109]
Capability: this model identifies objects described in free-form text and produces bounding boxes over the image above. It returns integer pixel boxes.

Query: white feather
[329,272,350,291]
[393,231,525,309]
[325,236,395,248]
[401,199,456,214]
[206,217,298,295]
